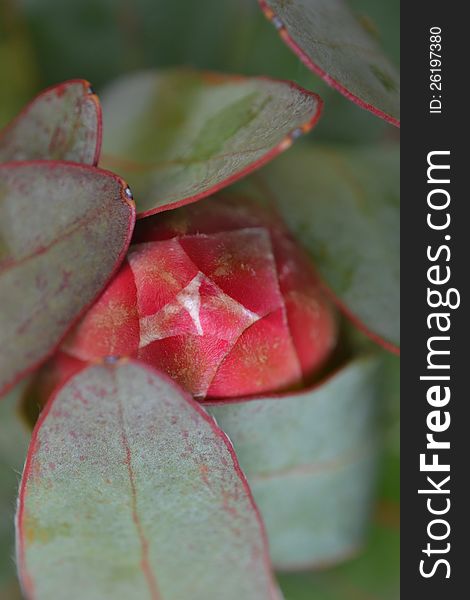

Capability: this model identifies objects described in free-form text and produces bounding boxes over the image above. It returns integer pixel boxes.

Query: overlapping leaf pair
[0,72,324,600]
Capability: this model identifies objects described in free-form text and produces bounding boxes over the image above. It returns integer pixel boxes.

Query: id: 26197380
[429,26,443,114]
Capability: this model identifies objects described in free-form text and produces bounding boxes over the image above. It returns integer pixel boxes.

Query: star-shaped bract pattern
[60,196,337,400]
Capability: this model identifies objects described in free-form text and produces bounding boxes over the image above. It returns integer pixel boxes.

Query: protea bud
[53,195,338,399]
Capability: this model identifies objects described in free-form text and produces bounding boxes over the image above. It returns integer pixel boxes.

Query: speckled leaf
[208,356,380,570]
[0,80,102,164]
[259,0,400,125]
[0,162,135,396]
[100,69,322,217]
[16,361,282,600]
[250,143,399,351]
[0,382,30,593]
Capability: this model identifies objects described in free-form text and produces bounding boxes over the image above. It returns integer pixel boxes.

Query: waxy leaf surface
[251,144,400,351]
[0,80,102,164]
[100,69,322,217]
[209,356,380,569]
[16,361,282,600]
[259,0,400,125]
[0,162,135,396]
[279,356,400,597]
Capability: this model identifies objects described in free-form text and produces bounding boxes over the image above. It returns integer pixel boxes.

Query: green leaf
[246,143,400,351]
[16,360,283,600]
[0,80,102,164]
[14,0,398,145]
[275,354,399,599]
[209,356,380,570]
[259,0,400,125]
[0,382,30,594]
[100,69,322,217]
[0,162,135,397]
[274,354,400,598]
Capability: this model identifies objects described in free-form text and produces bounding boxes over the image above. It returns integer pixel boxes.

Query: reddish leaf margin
[0,79,103,166]
[0,161,136,398]
[258,1,400,128]
[102,72,324,219]
[15,359,281,600]
[142,78,323,219]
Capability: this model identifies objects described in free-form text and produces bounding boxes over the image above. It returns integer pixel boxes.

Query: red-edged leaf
[0,80,102,164]
[16,360,282,600]
[100,69,322,217]
[0,162,135,397]
[259,0,400,126]
[208,356,380,570]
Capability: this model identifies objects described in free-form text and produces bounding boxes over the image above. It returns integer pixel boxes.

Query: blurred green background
[1,0,400,142]
[0,1,399,598]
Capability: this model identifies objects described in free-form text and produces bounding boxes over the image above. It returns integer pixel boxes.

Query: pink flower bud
[61,196,338,399]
